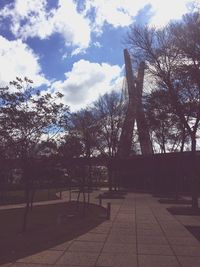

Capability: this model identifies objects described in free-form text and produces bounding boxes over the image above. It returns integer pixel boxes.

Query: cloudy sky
[0,0,198,111]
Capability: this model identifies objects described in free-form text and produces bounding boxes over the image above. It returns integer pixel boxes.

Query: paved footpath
[2,192,200,267]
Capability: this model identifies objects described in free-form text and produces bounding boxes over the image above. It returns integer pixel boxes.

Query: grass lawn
[167,206,200,215]
[0,188,65,205]
[186,226,200,242]
[158,198,192,205]
[0,201,106,265]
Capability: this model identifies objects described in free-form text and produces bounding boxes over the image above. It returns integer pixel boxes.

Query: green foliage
[69,109,99,158]
[59,134,83,158]
[145,90,189,152]
[0,77,69,159]
[93,91,125,157]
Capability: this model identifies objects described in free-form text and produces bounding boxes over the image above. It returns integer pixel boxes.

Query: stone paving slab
[138,255,180,267]
[172,245,200,256]
[2,192,200,267]
[96,252,138,267]
[68,241,104,253]
[55,251,99,266]
[102,242,137,253]
[16,250,62,265]
[137,235,168,245]
[137,223,160,230]
[111,222,134,228]
[138,244,174,256]
[178,256,200,267]
[110,227,135,234]
[75,233,107,242]
[106,233,136,243]
[49,241,73,251]
[137,229,163,236]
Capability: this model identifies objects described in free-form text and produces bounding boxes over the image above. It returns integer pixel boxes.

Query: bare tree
[69,109,98,158]
[93,91,125,190]
[93,91,124,158]
[145,89,189,153]
[127,12,200,208]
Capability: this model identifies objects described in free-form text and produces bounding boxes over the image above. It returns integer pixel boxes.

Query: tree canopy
[127,12,200,152]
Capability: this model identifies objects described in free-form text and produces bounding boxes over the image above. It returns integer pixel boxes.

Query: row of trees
[0,78,125,230]
[128,12,200,153]
[0,81,193,163]
[127,11,200,208]
[54,12,200,157]
[0,79,124,162]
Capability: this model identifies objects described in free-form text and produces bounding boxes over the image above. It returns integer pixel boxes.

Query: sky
[0,0,199,111]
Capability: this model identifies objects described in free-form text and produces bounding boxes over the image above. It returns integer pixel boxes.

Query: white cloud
[0,36,48,87]
[52,59,122,111]
[61,52,68,60]
[53,0,91,50]
[71,47,87,57]
[0,0,91,54]
[148,0,191,27]
[85,0,146,29]
[0,0,195,66]
[0,0,194,55]
[85,0,194,30]
[93,41,102,48]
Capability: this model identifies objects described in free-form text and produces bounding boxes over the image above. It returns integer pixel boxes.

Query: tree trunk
[180,127,186,152]
[30,189,35,211]
[22,188,30,232]
[191,134,198,209]
[191,135,196,153]
[22,156,31,232]
[108,167,113,192]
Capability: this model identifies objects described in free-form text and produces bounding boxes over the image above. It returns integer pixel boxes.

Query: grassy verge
[0,188,65,205]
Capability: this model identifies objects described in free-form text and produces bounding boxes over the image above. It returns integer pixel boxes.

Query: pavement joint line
[5,192,200,266]
[53,239,76,265]
[135,196,139,267]
[9,262,53,266]
[169,203,200,238]
[52,202,109,266]
[24,190,107,266]
[149,198,182,267]
[93,200,124,267]
[52,196,104,266]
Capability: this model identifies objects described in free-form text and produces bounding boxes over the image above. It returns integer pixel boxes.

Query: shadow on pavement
[0,201,107,265]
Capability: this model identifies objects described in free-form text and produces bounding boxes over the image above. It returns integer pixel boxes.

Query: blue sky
[0,0,198,111]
